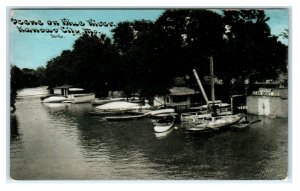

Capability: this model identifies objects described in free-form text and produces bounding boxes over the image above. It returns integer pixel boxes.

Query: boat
[91,98,126,106]
[184,65,244,133]
[88,110,127,116]
[154,127,174,139]
[153,114,176,133]
[41,86,95,104]
[181,100,232,122]
[41,95,69,103]
[181,111,211,122]
[105,111,149,121]
[230,118,261,131]
[95,101,152,113]
[146,108,175,116]
[67,93,95,103]
[185,113,244,132]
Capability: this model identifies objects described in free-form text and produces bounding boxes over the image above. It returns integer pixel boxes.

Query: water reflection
[10,114,19,141]
[154,127,175,139]
[10,87,288,180]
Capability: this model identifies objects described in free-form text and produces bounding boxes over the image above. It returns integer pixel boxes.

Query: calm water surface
[10,87,288,180]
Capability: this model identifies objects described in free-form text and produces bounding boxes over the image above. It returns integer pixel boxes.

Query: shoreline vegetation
[10,9,288,110]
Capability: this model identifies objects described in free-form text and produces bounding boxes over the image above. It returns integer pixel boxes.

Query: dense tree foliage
[221,10,287,82]
[10,65,45,110]
[44,34,121,97]
[14,9,287,100]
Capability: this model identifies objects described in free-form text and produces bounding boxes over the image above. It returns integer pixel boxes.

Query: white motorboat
[153,114,176,133]
[95,101,152,113]
[41,86,95,104]
[146,108,175,116]
[41,95,69,103]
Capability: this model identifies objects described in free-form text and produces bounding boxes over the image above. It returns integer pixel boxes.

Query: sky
[9,9,289,69]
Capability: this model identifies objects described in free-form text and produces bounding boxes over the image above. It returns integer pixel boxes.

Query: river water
[10,87,288,180]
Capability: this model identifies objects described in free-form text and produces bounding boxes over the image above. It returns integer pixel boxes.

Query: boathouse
[153,86,199,111]
[246,88,288,117]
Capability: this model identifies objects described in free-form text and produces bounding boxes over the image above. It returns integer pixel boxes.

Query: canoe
[230,119,261,131]
[230,121,250,131]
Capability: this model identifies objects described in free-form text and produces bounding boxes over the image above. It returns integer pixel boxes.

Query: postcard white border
[2,0,299,191]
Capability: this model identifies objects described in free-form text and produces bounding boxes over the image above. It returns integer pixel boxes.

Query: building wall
[153,95,192,111]
[168,96,191,107]
[247,95,288,117]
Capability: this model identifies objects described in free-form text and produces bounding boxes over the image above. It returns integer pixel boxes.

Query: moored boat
[153,114,176,133]
[41,86,95,104]
[154,127,174,139]
[41,95,69,103]
[146,108,175,116]
[91,98,126,106]
[67,93,96,103]
[95,101,152,113]
[105,111,149,121]
[185,113,244,132]
[230,119,261,131]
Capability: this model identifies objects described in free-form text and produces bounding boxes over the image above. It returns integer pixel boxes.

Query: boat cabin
[53,85,84,96]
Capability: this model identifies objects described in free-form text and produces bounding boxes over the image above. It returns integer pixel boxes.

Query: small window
[172,96,187,103]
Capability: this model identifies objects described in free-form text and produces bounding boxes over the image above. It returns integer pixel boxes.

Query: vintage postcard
[9,8,288,180]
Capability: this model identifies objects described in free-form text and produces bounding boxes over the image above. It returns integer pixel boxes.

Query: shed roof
[54,85,73,89]
[169,87,198,96]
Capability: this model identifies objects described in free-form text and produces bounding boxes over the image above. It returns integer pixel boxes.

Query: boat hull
[105,112,148,121]
[185,113,244,132]
[153,115,176,133]
[153,123,174,133]
[68,93,95,103]
[41,96,68,103]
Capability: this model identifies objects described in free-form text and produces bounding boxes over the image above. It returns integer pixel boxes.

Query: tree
[10,65,23,110]
[221,10,288,81]
[152,9,225,78]
[44,50,75,88]
[112,20,162,97]
[71,34,120,96]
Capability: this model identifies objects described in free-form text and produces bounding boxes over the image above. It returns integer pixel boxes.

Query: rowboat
[230,119,261,131]
[154,127,174,139]
[153,114,176,133]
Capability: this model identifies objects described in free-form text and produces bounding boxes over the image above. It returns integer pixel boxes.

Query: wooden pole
[210,56,215,102]
[193,69,209,106]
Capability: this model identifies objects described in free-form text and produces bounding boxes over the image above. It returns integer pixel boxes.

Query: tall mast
[210,56,215,102]
[193,69,209,106]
